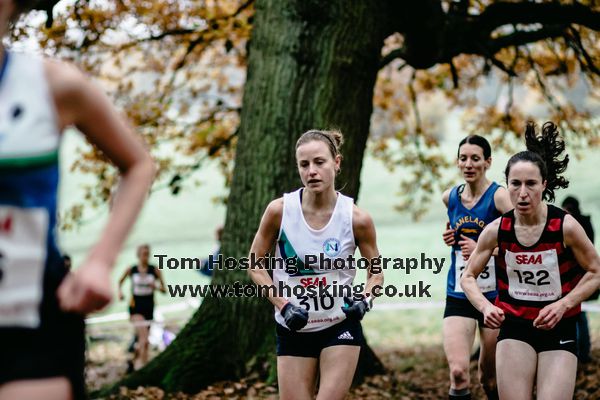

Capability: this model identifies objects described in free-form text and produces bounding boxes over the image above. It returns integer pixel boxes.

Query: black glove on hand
[342,296,369,321]
[281,302,308,331]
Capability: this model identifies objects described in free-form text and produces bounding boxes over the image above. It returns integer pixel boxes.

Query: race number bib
[454,250,496,293]
[132,273,156,296]
[0,206,48,328]
[286,270,345,328]
[505,250,561,301]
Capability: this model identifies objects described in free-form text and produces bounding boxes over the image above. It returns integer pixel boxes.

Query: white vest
[273,189,357,332]
[131,266,157,297]
[0,52,59,163]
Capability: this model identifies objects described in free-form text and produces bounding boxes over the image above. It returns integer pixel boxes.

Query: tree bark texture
[105,0,396,394]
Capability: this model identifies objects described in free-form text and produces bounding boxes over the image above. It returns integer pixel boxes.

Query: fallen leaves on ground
[90,343,600,399]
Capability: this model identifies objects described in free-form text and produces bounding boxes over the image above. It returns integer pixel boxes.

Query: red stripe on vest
[561,277,582,294]
[565,306,581,318]
[501,242,558,254]
[496,205,582,321]
[0,214,12,233]
[559,260,579,274]
[495,299,539,319]
[547,218,561,232]
[501,217,512,231]
[498,280,509,291]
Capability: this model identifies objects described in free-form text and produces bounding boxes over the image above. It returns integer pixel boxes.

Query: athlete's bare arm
[494,186,513,214]
[442,188,452,207]
[353,205,383,298]
[117,268,131,301]
[487,186,512,257]
[461,218,505,328]
[247,198,287,310]
[45,60,156,314]
[154,267,167,294]
[534,214,600,329]
[441,188,455,246]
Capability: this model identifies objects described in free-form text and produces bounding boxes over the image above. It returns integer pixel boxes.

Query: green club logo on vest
[323,238,341,257]
[279,230,315,275]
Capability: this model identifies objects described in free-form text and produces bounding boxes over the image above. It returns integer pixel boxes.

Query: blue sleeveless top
[446,182,501,300]
[0,51,62,329]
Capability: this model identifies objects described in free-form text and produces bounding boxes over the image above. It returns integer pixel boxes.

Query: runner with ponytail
[461,121,600,400]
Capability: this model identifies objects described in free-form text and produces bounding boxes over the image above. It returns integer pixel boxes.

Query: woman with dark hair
[462,122,600,399]
[248,129,383,400]
[441,135,512,400]
[0,2,155,399]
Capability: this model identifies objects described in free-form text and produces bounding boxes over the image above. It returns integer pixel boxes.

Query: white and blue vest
[273,188,357,332]
[0,51,61,328]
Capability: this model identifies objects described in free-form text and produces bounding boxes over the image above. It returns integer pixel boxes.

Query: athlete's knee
[449,363,470,387]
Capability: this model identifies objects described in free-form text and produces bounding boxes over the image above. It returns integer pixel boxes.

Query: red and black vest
[496,204,582,320]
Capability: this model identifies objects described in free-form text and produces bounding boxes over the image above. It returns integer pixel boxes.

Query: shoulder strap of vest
[457,184,465,198]
[498,209,515,245]
[545,204,566,242]
[488,181,500,195]
[447,184,462,211]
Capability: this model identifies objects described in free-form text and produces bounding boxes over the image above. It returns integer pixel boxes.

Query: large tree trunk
[102,0,392,394]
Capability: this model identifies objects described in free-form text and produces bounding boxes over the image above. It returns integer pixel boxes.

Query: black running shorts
[497,315,578,357]
[276,318,364,358]
[443,295,486,326]
[0,264,87,399]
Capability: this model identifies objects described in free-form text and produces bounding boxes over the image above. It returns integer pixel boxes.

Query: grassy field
[58,122,600,343]
[67,123,600,398]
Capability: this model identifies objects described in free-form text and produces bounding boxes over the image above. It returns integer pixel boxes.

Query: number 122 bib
[505,249,562,302]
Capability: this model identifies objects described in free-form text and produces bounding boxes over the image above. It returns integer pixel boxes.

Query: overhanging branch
[565,26,600,76]
[386,1,600,72]
[486,24,567,54]
[479,2,600,32]
[524,46,578,134]
[380,47,407,69]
